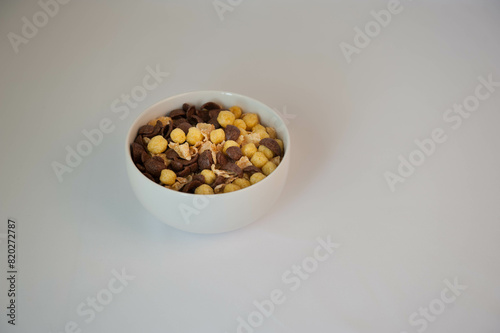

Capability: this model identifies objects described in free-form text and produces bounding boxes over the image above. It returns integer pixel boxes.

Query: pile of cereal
[130,102,284,194]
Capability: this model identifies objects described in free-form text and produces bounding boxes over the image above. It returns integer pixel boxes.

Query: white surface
[1,1,499,332]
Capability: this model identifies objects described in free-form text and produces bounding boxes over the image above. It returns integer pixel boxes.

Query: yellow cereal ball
[258,145,274,159]
[255,130,270,140]
[233,178,251,189]
[266,127,277,139]
[275,139,284,152]
[223,140,239,153]
[242,113,259,130]
[147,135,168,154]
[160,169,177,185]
[251,151,268,168]
[217,110,236,128]
[170,128,186,143]
[210,128,225,144]
[250,172,266,185]
[241,143,257,159]
[224,183,241,193]
[195,184,214,195]
[234,119,247,130]
[201,169,216,185]
[229,106,242,119]
[186,127,203,145]
[262,161,277,176]
[252,124,265,132]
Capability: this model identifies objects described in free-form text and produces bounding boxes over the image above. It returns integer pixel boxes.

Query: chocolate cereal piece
[135,163,146,173]
[216,151,228,167]
[243,165,261,174]
[138,124,154,136]
[165,149,179,159]
[260,138,281,156]
[177,122,192,134]
[144,158,167,178]
[226,146,242,161]
[169,109,186,119]
[209,109,221,119]
[173,117,188,128]
[197,108,210,122]
[186,105,196,118]
[198,150,214,170]
[202,102,222,110]
[131,143,145,163]
[143,172,155,182]
[189,115,203,125]
[163,121,173,139]
[177,166,191,177]
[141,151,151,164]
[212,175,226,188]
[182,180,203,193]
[170,159,184,171]
[192,174,205,183]
[222,162,243,177]
[208,117,221,129]
[182,103,192,111]
[225,125,240,141]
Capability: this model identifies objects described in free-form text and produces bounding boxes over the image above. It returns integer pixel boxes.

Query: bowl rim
[125,90,291,197]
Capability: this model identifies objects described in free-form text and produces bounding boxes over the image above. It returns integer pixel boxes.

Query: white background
[1,1,500,332]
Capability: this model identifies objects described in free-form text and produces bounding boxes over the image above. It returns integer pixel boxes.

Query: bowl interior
[126,90,290,177]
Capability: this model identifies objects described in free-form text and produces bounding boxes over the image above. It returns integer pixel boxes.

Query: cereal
[250,172,266,184]
[233,178,251,189]
[275,139,284,152]
[266,127,277,139]
[225,125,241,141]
[224,183,241,193]
[252,124,266,133]
[195,184,214,195]
[229,106,242,119]
[260,138,281,156]
[147,135,168,154]
[160,169,177,185]
[262,161,277,176]
[170,128,186,144]
[198,150,214,170]
[258,145,274,159]
[241,143,257,158]
[236,156,253,170]
[131,101,285,194]
[217,110,236,128]
[210,128,225,144]
[186,127,203,145]
[200,169,216,185]
[254,130,270,140]
[226,146,243,160]
[242,113,259,130]
[250,151,268,168]
[223,140,239,154]
[234,119,247,130]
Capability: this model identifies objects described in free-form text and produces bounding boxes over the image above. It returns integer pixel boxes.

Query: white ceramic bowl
[125,91,290,233]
